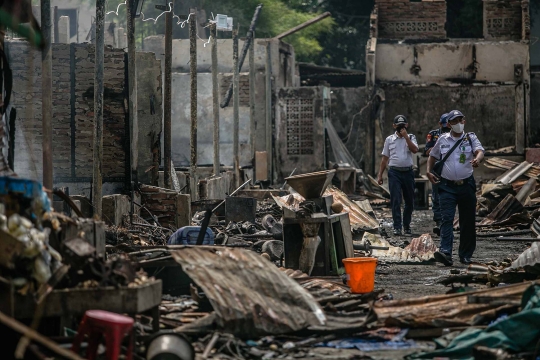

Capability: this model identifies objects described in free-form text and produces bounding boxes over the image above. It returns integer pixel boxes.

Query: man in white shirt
[427,110,485,266]
[377,115,419,236]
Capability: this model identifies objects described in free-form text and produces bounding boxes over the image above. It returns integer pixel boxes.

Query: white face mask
[451,123,464,133]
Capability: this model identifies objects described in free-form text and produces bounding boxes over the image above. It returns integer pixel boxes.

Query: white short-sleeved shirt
[429,132,485,181]
[381,132,418,168]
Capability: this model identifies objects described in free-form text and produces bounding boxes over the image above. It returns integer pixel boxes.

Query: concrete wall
[330,87,369,168]
[136,52,163,185]
[381,85,517,150]
[143,37,296,88]
[275,87,329,180]
[375,41,529,84]
[170,73,252,167]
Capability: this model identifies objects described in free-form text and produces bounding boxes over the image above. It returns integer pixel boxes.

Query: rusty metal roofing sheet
[373,281,539,328]
[366,233,435,263]
[479,194,529,226]
[486,158,540,179]
[324,186,379,231]
[171,248,326,338]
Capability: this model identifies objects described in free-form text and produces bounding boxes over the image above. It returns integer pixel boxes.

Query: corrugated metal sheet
[479,194,530,226]
[171,248,326,338]
[373,281,538,328]
[497,161,533,184]
[486,158,540,179]
[366,233,435,263]
[272,186,379,231]
[324,186,379,231]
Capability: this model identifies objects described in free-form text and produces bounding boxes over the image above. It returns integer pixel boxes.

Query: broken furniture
[71,310,134,360]
[0,279,162,334]
[282,170,354,276]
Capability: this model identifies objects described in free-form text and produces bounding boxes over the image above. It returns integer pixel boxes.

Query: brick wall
[220,74,250,107]
[73,45,126,179]
[484,0,526,40]
[375,0,447,39]
[139,184,190,230]
[7,41,126,182]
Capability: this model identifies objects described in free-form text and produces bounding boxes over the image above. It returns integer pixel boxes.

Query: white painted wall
[376,41,529,83]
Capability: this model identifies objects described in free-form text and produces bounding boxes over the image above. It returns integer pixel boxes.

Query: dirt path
[375,210,529,299]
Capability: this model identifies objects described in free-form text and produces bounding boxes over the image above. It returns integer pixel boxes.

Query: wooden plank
[255,151,268,181]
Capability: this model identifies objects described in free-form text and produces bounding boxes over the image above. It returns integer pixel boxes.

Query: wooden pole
[92,0,105,219]
[211,23,220,177]
[265,42,272,181]
[233,29,240,187]
[41,0,53,196]
[220,4,263,108]
[127,0,138,220]
[164,4,173,189]
[189,13,198,196]
[249,31,256,179]
[274,12,331,40]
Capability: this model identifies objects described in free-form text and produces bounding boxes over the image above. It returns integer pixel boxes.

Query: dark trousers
[438,176,477,259]
[388,168,415,230]
[432,183,441,223]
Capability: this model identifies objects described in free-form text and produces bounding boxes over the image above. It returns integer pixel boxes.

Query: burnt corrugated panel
[486,158,540,179]
[171,248,326,338]
[479,194,527,226]
[324,186,379,231]
[373,281,537,328]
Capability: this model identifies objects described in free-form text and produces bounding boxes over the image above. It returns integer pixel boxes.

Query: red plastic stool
[71,310,134,360]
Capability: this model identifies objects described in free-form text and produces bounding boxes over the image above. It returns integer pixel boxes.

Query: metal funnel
[285,170,336,199]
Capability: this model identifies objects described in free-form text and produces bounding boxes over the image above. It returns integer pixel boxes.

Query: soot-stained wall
[381,85,517,150]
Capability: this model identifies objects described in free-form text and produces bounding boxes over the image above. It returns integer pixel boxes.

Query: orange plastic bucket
[342,257,377,294]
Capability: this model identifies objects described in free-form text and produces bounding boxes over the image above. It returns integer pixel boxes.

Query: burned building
[364,0,531,176]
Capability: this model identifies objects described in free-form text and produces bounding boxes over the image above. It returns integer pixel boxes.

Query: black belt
[389,166,413,172]
[440,176,472,186]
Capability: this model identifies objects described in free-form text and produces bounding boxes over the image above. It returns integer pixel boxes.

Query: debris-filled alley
[2,0,540,359]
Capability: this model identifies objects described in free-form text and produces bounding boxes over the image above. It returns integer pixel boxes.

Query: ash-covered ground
[375,210,528,299]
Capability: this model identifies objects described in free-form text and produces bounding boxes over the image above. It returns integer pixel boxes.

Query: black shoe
[393,229,402,236]
[460,257,472,265]
[434,251,453,266]
[404,228,412,236]
[433,223,441,236]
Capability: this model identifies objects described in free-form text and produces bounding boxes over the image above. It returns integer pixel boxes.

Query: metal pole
[127,0,138,220]
[211,23,220,177]
[189,13,198,194]
[41,0,53,196]
[249,31,256,177]
[164,4,173,189]
[233,29,240,187]
[265,42,272,181]
[92,0,105,219]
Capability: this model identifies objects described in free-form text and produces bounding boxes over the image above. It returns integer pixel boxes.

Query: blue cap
[439,113,449,125]
[447,110,464,121]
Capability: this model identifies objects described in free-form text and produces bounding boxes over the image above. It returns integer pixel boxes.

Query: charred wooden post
[92,0,105,219]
